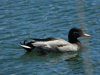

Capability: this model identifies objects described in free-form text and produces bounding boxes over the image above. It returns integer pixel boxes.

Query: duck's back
[32,38,70,47]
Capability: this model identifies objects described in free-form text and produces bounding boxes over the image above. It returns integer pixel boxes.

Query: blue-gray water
[0,0,100,75]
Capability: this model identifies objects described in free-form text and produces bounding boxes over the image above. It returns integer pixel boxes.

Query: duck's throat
[68,38,78,43]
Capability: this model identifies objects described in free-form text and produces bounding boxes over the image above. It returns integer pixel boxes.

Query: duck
[20,28,91,53]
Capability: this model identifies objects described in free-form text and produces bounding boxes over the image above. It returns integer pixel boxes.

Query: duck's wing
[20,38,64,52]
[30,37,57,41]
[32,38,70,48]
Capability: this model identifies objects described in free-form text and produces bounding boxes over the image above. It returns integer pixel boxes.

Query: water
[0,0,100,75]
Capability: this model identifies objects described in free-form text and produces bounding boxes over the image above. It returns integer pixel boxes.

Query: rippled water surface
[0,0,100,75]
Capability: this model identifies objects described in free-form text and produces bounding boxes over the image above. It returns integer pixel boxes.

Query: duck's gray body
[20,28,91,53]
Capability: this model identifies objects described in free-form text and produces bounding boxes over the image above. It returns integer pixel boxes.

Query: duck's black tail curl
[20,40,35,52]
[20,40,27,45]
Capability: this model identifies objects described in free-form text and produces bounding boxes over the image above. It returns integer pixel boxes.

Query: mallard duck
[20,28,91,53]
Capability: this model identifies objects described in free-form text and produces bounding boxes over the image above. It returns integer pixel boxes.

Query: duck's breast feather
[57,44,78,52]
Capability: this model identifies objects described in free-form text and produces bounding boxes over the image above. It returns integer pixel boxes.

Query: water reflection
[47,52,79,63]
[20,50,84,74]
[65,54,83,73]
[20,50,79,63]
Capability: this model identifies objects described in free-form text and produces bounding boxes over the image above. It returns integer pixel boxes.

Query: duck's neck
[68,37,79,43]
[68,38,82,50]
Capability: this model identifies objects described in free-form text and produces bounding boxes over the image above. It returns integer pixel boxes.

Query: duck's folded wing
[32,38,70,47]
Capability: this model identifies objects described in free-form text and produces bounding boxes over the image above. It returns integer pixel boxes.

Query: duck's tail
[20,40,35,52]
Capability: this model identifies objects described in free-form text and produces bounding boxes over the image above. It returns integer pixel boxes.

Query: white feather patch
[21,45,31,49]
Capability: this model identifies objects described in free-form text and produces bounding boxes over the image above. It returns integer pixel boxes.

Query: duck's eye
[73,32,79,37]
[73,32,78,34]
